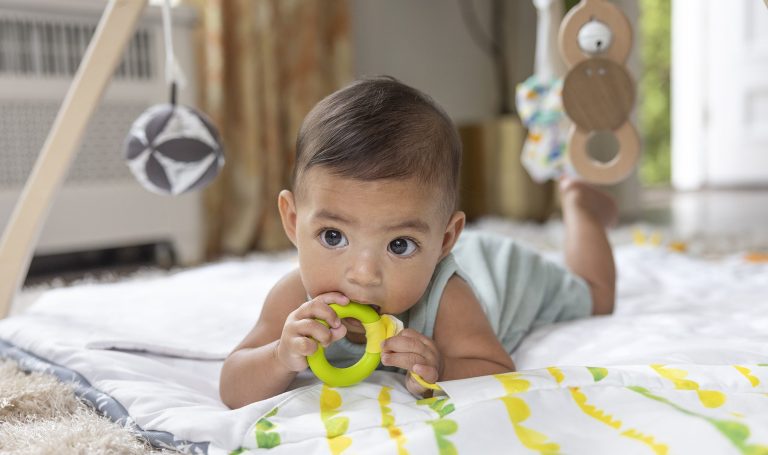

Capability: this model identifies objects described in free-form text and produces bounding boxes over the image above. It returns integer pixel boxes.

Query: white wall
[351,0,536,125]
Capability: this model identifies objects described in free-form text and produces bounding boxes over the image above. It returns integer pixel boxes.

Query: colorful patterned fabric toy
[516,75,571,182]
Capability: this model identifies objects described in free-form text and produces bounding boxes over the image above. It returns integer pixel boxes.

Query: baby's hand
[381,329,442,397]
[276,292,349,372]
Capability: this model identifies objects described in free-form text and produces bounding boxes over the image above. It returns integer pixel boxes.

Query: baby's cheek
[299,245,336,280]
[300,265,340,299]
[388,272,433,311]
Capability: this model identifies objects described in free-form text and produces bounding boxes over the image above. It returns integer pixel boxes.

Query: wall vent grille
[0,100,150,187]
[0,16,154,80]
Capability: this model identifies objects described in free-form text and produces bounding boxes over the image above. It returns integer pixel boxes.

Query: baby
[220,76,617,408]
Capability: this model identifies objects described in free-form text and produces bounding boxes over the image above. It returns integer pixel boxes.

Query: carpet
[0,359,168,454]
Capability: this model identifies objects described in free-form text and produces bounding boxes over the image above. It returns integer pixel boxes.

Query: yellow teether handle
[307,302,384,387]
[410,372,442,391]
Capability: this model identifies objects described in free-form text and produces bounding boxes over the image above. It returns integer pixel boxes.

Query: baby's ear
[440,211,465,259]
[278,190,298,245]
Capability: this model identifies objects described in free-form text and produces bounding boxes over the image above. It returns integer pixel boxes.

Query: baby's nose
[345,252,382,287]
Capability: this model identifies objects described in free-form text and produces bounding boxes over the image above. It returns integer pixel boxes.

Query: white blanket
[1,240,768,454]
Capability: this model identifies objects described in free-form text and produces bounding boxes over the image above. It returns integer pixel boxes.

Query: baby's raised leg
[559,178,617,315]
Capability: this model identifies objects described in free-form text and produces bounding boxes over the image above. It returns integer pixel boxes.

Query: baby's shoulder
[438,273,477,308]
[264,268,307,311]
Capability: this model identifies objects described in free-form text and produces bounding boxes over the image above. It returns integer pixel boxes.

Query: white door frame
[672,0,768,190]
[671,0,708,190]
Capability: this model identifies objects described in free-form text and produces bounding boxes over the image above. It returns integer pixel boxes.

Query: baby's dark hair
[293,76,462,216]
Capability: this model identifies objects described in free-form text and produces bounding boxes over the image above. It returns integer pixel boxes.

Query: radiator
[0,0,204,265]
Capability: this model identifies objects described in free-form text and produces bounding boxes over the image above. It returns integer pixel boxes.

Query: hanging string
[161,0,185,105]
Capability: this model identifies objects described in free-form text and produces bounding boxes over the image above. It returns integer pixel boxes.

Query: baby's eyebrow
[314,209,353,225]
[384,219,431,234]
[314,209,430,234]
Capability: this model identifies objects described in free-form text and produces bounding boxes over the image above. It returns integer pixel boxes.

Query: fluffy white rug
[0,359,168,454]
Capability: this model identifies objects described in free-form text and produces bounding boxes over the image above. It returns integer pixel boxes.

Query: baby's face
[283,168,455,319]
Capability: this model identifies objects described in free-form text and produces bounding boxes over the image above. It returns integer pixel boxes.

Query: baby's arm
[559,178,617,315]
[382,275,514,396]
[219,269,348,408]
[433,276,516,379]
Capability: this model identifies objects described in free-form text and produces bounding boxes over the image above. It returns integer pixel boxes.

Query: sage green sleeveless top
[323,230,592,368]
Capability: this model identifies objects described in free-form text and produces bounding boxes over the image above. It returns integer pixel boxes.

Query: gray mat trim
[0,338,210,454]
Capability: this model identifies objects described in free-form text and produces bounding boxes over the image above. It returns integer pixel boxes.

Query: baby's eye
[318,229,348,249]
[388,238,417,256]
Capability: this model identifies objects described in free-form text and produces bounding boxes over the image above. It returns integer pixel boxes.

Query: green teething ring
[307,302,385,387]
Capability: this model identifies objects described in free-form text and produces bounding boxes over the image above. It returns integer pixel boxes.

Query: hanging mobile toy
[123,0,224,195]
[558,0,639,184]
[517,0,639,185]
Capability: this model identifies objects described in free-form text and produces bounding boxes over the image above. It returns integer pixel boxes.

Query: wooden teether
[559,0,640,185]
[561,58,634,131]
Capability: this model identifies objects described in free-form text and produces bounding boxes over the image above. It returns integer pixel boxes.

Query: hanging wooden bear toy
[559,0,639,184]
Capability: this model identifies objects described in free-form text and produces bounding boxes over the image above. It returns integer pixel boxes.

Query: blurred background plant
[638,0,671,185]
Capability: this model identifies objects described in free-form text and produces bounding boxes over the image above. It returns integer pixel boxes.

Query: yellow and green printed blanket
[230,364,768,455]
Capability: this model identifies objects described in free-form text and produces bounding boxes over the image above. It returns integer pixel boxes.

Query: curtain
[193,0,352,258]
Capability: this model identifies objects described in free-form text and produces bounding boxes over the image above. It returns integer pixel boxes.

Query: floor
[636,187,768,253]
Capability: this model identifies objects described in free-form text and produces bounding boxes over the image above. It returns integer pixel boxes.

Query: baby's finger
[294,299,342,328]
[382,334,437,366]
[312,292,351,306]
[380,351,429,372]
[329,324,347,343]
[382,332,425,353]
[293,319,335,347]
[398,328,437,350]
[291,336,320,357]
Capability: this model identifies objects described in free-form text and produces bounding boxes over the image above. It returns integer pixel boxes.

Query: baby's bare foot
[559,178,618,227]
